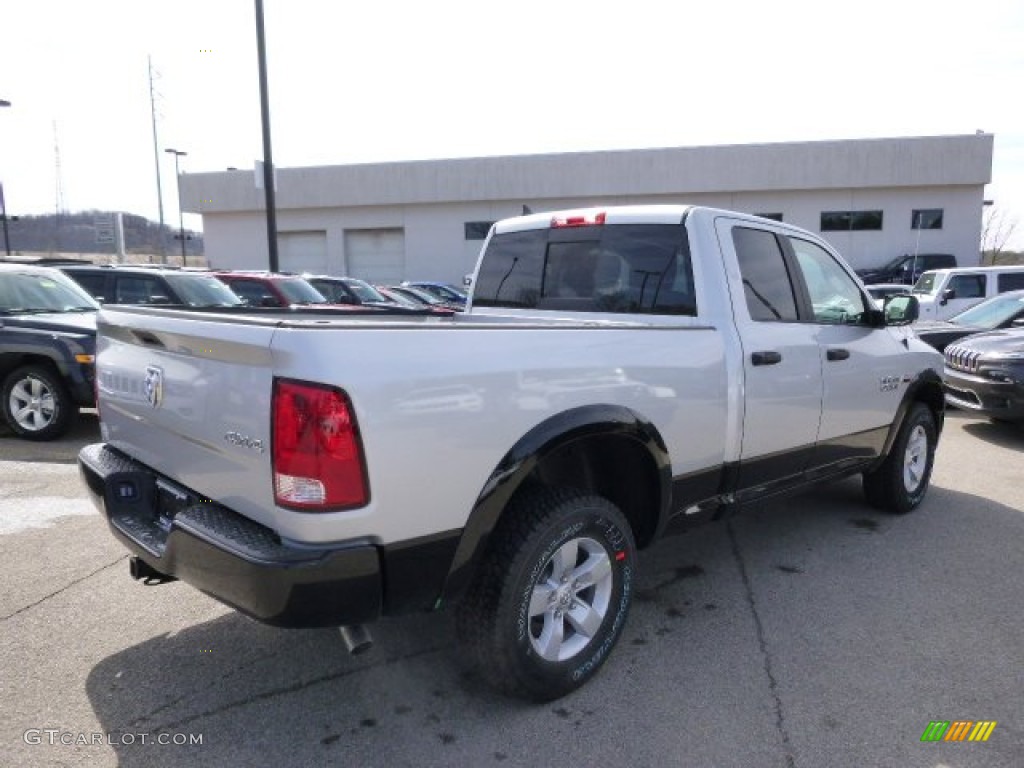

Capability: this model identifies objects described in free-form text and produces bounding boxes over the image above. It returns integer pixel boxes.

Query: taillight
[272,379,368,510]
[551,211,606,228]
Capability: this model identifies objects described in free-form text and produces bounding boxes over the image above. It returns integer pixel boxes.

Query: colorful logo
[921,721,997,742]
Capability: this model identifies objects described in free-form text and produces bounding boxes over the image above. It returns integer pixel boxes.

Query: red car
[213,271,329,308]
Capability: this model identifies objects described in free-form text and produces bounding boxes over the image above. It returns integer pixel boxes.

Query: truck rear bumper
[77,443,383,627]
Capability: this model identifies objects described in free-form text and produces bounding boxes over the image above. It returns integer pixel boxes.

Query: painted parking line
[0,496,97,535]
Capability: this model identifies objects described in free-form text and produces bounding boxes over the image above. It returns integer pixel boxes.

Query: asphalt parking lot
[1,410,1021,768]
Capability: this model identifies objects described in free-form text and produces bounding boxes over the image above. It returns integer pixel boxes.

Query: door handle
[751,350,782,366]
[826,348,850,361]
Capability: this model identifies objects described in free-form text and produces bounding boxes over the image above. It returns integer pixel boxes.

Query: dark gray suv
[60,265,244,308]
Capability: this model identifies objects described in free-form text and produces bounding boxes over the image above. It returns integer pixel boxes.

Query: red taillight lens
[272,379,368,510]
[551,211,606,228]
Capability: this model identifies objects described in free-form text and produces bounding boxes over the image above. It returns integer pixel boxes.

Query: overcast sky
[2,0,1023,247]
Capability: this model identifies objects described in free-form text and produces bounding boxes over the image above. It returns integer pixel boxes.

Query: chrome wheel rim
[903,425,928,494]
[527,536,613,662]
[8,376,57,432]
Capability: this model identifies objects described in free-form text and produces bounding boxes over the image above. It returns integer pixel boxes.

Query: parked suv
[944,328,1024,422]
[303,275,396,307]
[912,265,1024,321]
[61,265,244,308]
[213,271,328,308]
[856,253,957,285]
[402,281,468,307]
[0,264,98,440]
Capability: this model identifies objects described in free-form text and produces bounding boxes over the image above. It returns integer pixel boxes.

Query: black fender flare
[439,404,671,604]
[875,368,945,466]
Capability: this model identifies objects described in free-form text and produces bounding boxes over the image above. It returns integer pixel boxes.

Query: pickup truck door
[718,222,823,492]
[782,235,910,467]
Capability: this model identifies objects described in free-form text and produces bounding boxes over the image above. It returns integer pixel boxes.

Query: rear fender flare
[439,404,671,603]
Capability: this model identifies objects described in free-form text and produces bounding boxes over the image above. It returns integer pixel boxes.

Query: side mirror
[883,294,918,326]
[149,295,172,305]
[939,287,955,306]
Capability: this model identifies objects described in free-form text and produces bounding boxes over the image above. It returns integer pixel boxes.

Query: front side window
[948,274,986,299]
[732,227,799,322]
[474,224,695,315]
[226,279,279,306]
[789,237,868,324]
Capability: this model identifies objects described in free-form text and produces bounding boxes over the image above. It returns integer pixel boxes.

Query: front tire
[863,402,937,514]
[1,365,74,441]
[457,486,636,701]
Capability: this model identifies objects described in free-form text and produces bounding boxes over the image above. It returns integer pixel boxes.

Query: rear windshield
[473,223,696,315]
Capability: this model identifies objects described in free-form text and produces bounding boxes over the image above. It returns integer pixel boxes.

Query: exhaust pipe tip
[339,624,373,655]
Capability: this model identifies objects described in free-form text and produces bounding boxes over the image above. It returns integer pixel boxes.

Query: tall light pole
[255,0,279,272]
[165,148,187,265]
[1,99,12,256]
[149,57,167,263]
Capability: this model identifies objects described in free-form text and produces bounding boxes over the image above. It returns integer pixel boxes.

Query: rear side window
[997,272,1024,292]
[732,227,799,322]
[473,224,695,315]
[114,276,171,304]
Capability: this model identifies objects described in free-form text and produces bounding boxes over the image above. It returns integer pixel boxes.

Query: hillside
[3,210,203,257]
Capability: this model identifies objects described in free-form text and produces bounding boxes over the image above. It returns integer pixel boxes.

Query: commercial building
[180,133,993,283]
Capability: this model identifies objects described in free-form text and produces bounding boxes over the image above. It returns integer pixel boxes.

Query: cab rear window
[473,224,696,315]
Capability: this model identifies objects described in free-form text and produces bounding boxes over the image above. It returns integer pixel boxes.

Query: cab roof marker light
[551,211,606,228]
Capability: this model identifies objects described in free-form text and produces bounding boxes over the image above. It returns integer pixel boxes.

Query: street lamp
[1,99,12,256]
[165,148,188,265]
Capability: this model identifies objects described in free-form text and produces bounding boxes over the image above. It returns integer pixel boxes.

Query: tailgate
[96,307,279,529]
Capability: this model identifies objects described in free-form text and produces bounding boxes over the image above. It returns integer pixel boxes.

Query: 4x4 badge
[144,366,164,408]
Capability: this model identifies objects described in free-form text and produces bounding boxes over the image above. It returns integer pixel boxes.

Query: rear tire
[863,402,936,514]
[1,365,74,441]
[457,486,636,701]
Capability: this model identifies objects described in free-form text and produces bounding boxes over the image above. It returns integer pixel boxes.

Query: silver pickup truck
[79,205,944,700]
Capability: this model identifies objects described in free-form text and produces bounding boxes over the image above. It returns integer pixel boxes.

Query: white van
[912,265,1024,320]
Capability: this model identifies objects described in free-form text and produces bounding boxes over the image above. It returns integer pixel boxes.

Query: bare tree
[980,206,1020,264]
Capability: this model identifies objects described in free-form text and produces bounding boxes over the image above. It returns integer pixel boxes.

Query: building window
[755,213,783,222]
[912,209,943,229]
[820,210,883,231]
[464,221,495,240]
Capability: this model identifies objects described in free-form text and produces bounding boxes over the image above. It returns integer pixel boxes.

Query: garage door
[345,229,405,283]
[279,231,327,274]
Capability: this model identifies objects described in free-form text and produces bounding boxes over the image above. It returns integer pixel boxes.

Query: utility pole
[165,148,188,265]
[255,0,279,271]
[149,56,167,263]
[0,100,10,256]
